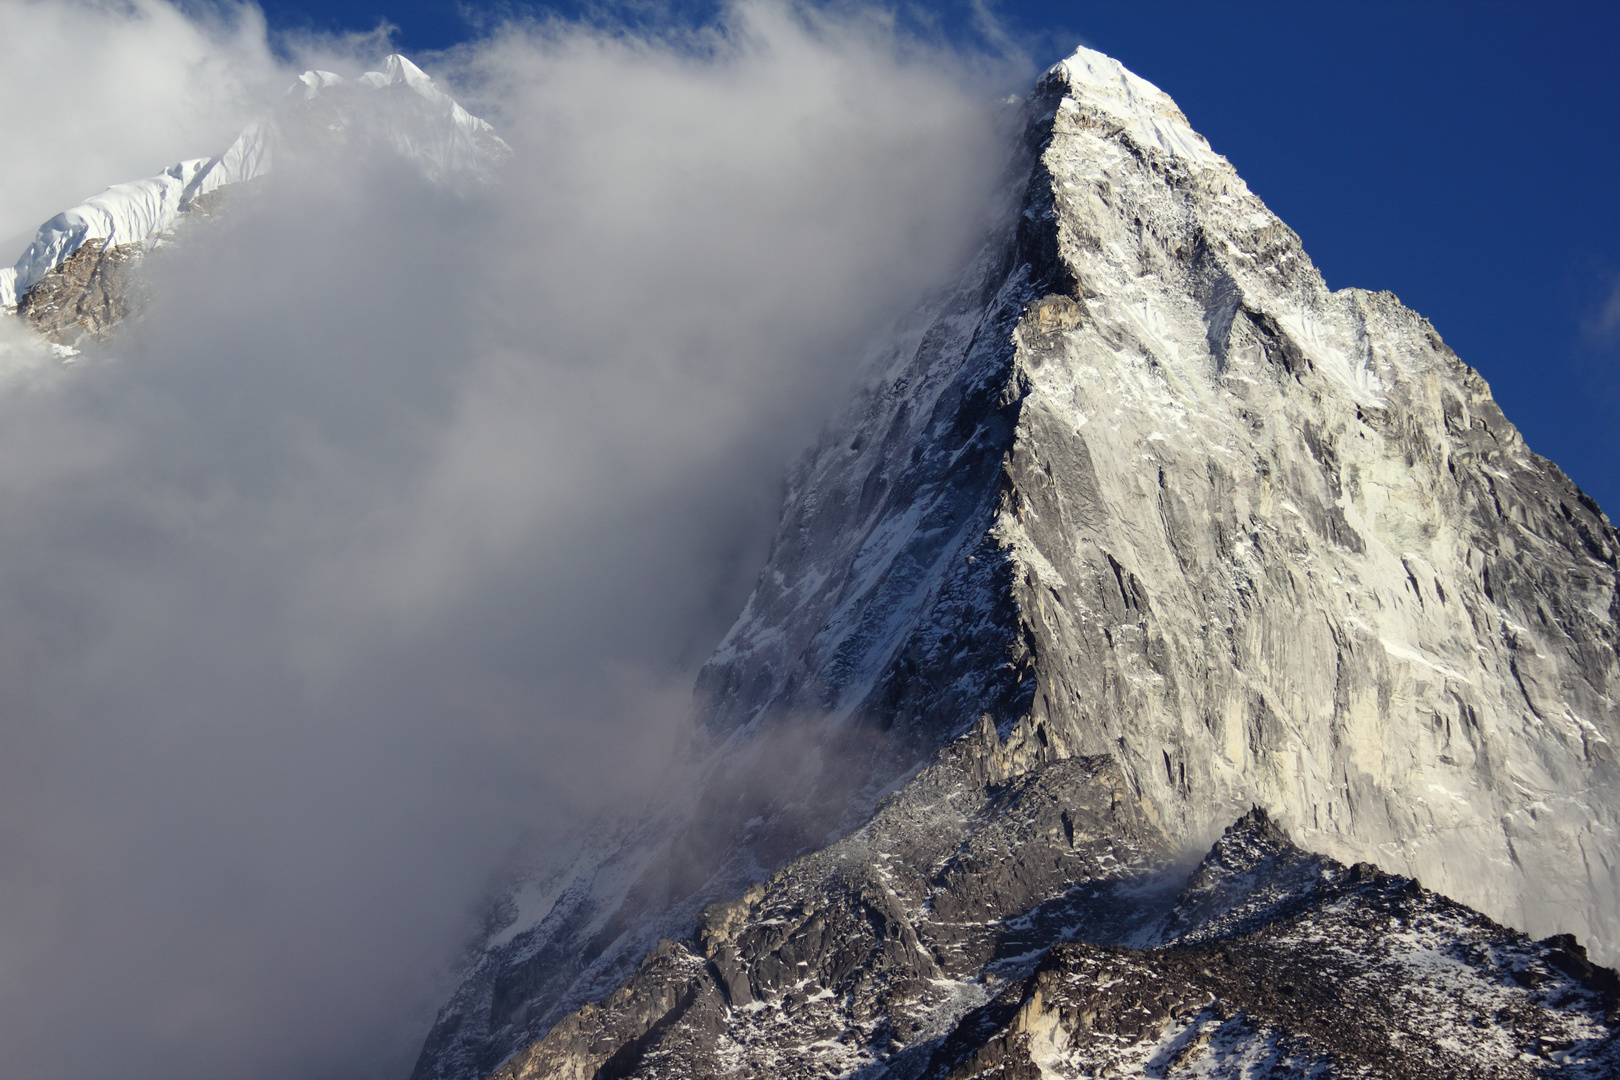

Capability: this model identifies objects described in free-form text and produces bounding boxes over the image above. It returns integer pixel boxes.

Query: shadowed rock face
[409,154,1046,1080]
[490,721,1184,1080]
[412,46,1620,1080]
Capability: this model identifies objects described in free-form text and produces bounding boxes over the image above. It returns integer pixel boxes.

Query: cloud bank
[0,2,1018,1077]
[0,0,282,251]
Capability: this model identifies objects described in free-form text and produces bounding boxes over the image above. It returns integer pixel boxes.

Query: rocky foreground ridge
[412,44,1620,1080]
[494,765,1620,1079]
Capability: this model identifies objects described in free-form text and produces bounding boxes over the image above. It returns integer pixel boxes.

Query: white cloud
[0,3,1019,1077]
[0,0,286,250]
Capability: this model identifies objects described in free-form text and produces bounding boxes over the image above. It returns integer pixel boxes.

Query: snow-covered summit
[684,33,1620,969]
[271,53,511,184]
[1047,46,1227,172]
[0,54,508,312]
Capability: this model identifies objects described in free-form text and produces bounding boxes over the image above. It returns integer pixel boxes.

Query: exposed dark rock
[492,783,1619,1079]
[16,238,146,345]
[491,724,1181,1080]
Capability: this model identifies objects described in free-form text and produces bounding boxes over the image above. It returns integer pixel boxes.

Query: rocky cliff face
[412,46,1620,1079]
[15,236,147,344]
[985,52,1619,962]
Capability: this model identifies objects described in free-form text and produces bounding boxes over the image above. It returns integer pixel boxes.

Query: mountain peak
[380,52,436,92]
[1,53,508,337]
[1044,45,1226,172]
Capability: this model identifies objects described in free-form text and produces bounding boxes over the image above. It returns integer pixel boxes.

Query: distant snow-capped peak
[0,54,507,311]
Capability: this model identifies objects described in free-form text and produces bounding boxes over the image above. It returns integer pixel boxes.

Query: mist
[0,0,282,252]
[0,3,1018,1078]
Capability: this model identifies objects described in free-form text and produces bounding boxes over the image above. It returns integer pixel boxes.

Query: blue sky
[256,0,1620,511]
